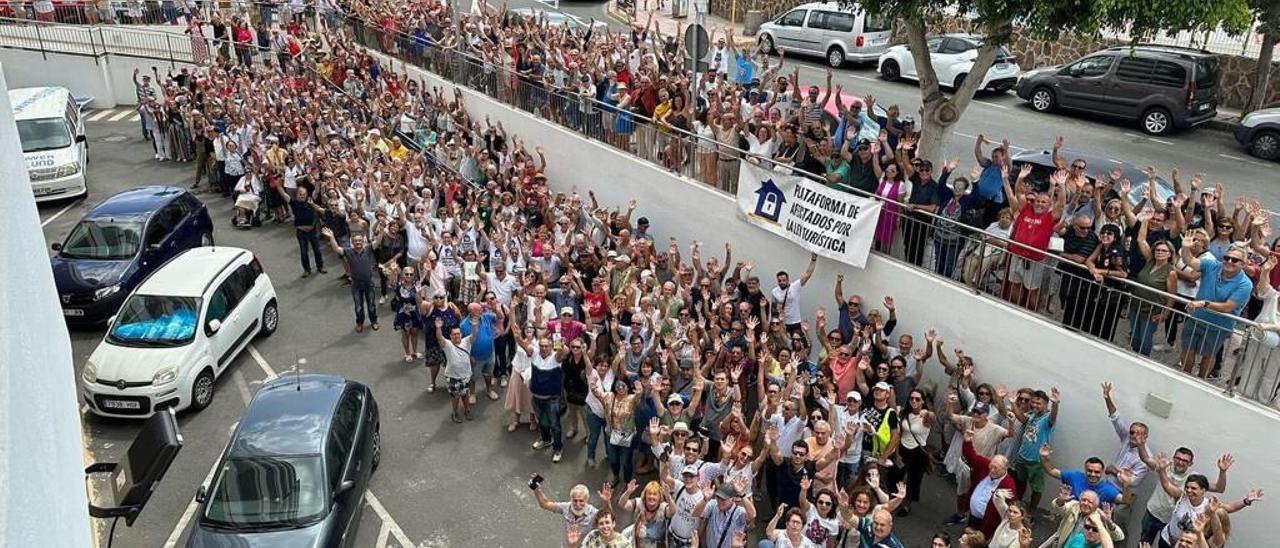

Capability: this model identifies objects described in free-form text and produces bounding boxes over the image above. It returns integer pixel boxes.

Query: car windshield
[108,295,201,347]
[202,456,328,530]
[17,117,71,153]
[60,219,144,260]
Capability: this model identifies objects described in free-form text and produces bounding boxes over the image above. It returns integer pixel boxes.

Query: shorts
[471,355,495,380]
[446,377,469,397]
[234,193,262,210]
[1006,255,1047,291]
[1180,321,1231,356]
[423,346,446,366]
[1013,457,1047,493]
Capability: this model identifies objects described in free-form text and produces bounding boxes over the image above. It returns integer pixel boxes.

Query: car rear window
[1150,61,1188,88]
[863,15,891,33]
[1194,57,1219,89]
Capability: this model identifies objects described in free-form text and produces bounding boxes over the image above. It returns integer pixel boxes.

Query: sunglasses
[816,499,834,506]
[793,451,808,458]
[1224,256,1245,264]
[1072,164,1086,169]
[1017,397,1031,403]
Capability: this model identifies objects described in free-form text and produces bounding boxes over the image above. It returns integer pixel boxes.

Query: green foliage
[844,0,1253,44]
[1251,0,1280,38]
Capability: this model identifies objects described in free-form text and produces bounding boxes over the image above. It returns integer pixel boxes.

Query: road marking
[1218,153,1248,161]
[231,369,252,404]
[376,522,392,548]
[86,109,117,122]
[1123,132,1174,145]
[107,110,134,122]
[247,344,278,379]
[974,100,1008,110]
[366,491,415,548]
[40,200,80,227]
[161,442,227,548]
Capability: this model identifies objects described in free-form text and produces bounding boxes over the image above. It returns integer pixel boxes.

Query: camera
[527,473,544,491]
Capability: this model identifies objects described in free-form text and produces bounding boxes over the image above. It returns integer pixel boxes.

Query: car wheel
[190,368,215,412]
[953,73,967,90]
[1249,130,1280,161]
[371,425,381,472]
[1141,107,1173,135]
[827,46,844,68]
[759,34,774,55]
[1030,87,1055,112]
[260,299,279,337]
[880,59,900,82]
[200,231,214,246]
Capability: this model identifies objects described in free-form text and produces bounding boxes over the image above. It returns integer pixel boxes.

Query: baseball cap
[672,421,690,432]
[715,483,740,499]
[668,394,685,406]
[972,402,991,415]
[682,464,698,476]
[845,391,862,402]
[873,381,892,391]
[607,250,618,258]
[559,307,574,316]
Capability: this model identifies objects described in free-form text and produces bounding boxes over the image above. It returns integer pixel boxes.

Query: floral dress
[391,283,422,331]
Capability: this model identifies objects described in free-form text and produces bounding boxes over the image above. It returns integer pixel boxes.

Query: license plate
[995,63,1008,69]
[63,308,84,317]
[1198,103,1212,112]
[35,187,56,196]
[101,399,141,410]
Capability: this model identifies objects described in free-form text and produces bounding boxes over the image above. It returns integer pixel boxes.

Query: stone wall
[713,0,1280,111]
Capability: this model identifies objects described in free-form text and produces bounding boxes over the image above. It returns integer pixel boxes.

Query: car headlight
[94,285,121,301]
[55,162,81,178]
[153,366,178,386]
[82,360,98,384]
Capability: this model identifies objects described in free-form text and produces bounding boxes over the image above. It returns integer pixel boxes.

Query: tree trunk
[1246,32,1277,113]
[902,18,1009,162]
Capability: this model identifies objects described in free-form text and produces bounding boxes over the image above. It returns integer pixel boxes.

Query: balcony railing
[3,12,1277,409]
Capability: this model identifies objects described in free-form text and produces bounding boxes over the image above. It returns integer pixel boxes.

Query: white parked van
[10,86,90,201]
[755,2,893,68]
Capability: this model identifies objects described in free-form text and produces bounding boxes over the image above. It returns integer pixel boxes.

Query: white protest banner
[735,162,881,268]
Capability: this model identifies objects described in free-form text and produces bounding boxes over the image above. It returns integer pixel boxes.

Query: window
[1193,57,1219,89]
[324,389,364,488]
[1066,56,1115,78]
[778,9,806,27]
[145,203,185,247]
[59,219,143,260]
[15,118,71,153]
[109,295,201,347]
[204,273,247,334]
[1114,57,1157,83]
[863,15,891,33]
[228,264,258,299]
[813,11,854,32]
[938,38,969,55]
[202,456,327,529]
[1149,61,1187,87]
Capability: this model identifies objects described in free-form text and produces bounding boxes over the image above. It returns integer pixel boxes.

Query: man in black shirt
[1059,215,1100,331]
[278,185,326,277]
[901,158,941,267]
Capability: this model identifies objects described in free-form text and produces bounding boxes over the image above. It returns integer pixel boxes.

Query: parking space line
[974,100,1008,110]
[366,491,415,548]
[41,200,80,227]
[107,110,133,122]
[1123,132,1174,146]
[247,344,277,379]
[1218,153,1248,161]
[231,369,252,404]
[375,522,392,548]
[128,114,142,122]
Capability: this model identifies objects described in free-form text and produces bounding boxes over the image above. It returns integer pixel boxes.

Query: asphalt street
[46,108,1062,548]
[530,0,1279,212]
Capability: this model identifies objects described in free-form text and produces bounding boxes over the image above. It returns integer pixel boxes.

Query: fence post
[35,21,46,60]
[89,27,98,64]
[166,33,175,70]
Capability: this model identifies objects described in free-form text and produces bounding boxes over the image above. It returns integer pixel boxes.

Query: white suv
[81,247,278,418]
[877,33,1021,93]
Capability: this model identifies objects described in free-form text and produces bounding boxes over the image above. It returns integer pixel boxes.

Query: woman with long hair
[871,141,908,253]
[589,373,643,487]
[618,480,671,548]
[796,479,841,546]
[504,325,537,433]
[1128,215,1178,356]
[896,388,935,517]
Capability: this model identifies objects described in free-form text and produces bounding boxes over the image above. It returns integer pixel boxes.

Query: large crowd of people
[103,1,1280,546]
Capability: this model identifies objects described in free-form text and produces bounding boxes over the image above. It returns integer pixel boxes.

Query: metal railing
[0,1,315,26]
[334,15,1280,408]
[4,14,1277,409]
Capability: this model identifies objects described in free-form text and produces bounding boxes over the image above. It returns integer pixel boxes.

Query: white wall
[0,48,200,108]
[0,63,94,548]
[384,52,1279,546]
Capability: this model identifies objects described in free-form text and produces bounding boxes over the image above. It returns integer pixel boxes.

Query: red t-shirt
[584,291,608,320]
[1010,202,1055,261]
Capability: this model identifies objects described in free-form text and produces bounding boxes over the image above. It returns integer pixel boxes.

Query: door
[900,36,942,80]
[933,37,973,86]
[142,203,184,266]
[859,12,892,52]
[804,11,842,55]
[203,266,251,371]
[65,98,85,163]
[1103,56,1161,117]
[1054,55,1116,110]
[772,9,808,52]
[327,388,367,547]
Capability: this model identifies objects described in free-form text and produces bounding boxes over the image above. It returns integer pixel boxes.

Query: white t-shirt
[767,530,818,548]
[803,504,839,546]
[585,368,615,418]
[769,413,806,457]
[1160,494,1209,544]
[668,486,705,540]
[771,283,803,325]
[441,339,472,380]
[552,502,598,548]
[486,272,521,307]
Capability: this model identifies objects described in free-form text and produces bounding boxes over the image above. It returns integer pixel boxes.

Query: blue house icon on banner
[753,178,786,223]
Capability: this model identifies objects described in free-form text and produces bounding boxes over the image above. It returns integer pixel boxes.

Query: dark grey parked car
[1016,45,1220,135]
[187,375,380,548]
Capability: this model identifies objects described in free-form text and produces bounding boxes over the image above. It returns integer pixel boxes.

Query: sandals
[404,355,414,362]
[451,413,463,423]
[528,421,538,432]
[426,384,436,393]
[507,422,519,432]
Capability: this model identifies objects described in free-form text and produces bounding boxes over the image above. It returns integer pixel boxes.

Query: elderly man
[322,228,378,332]
[460,301,502,402]
[854,507,905,548]
[532,481,612,548]
[1002,165,1066,310]
[692,480,755,548]
[943,398,1010,525]
[1099,382,1150,486]
[1048,487,1124,548]
[960,427,1017,537]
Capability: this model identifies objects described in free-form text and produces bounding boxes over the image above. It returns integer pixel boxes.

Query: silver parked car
[755,2,892,68]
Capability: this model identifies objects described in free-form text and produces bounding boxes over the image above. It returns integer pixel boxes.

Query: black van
[1016,45,1220,135]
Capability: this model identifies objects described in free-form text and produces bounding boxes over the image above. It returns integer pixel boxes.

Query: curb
[1204,116,1240,133]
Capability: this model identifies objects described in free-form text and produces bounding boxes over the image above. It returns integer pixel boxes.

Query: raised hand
[1049,387,1061,403]
[1039,443,1052,459]
[1100,382,1113,399]
[1218,454,1234,471]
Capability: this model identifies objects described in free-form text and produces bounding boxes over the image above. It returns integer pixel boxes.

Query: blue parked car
[51,186,213,325]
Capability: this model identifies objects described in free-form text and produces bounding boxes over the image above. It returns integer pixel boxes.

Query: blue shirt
[1191,255,1253,329]
[1016,412,1054,462]
[1060,469,1122,504]
[458,312,497,359]
[856,516,905,548]
[975,159,1006,203]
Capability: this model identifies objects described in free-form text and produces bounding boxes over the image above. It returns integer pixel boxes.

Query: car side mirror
[335,480,356,498]
[195,485,207,503]
[75,135,87,143]
[51,242,62,251]
[207,319,222,333]
[107,314,117,327]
